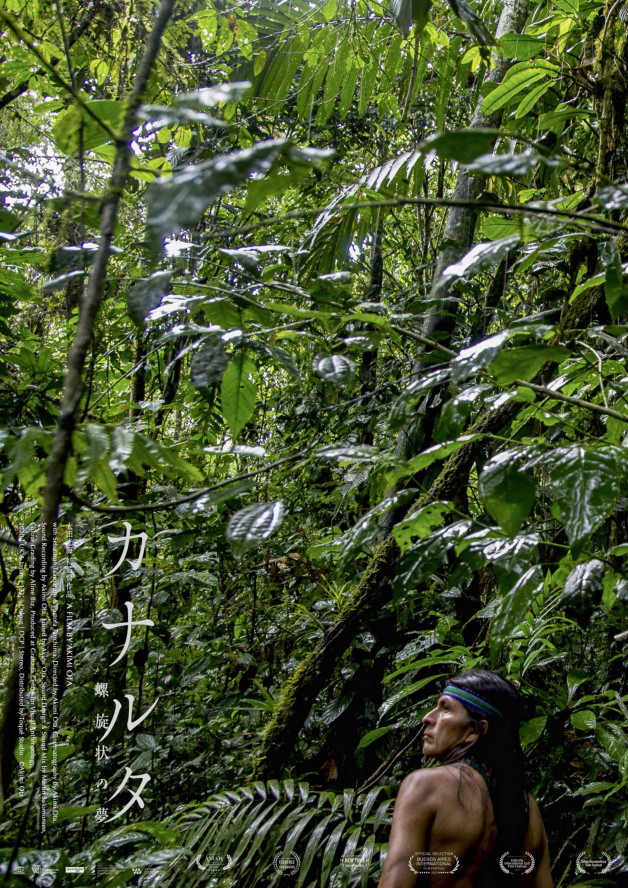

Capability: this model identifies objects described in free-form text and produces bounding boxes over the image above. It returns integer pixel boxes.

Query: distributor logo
[273,851,300,876]
[499,852,535,875]
[576,852,612,875]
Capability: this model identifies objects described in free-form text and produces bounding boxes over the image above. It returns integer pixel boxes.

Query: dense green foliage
[1,0,628,885]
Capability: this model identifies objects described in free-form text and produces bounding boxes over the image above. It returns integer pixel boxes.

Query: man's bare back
[377,763,552,888]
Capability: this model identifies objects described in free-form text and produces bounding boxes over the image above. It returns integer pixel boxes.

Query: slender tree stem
[0,0,178,812]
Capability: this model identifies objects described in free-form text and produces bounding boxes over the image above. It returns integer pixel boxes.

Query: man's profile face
[421,694,483,760]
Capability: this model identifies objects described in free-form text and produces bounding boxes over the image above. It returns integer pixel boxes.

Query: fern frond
[154,780,394,888]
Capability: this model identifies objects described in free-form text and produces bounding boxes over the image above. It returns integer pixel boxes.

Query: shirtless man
[377,669,553,888]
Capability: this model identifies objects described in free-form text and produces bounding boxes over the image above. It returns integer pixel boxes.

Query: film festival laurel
[17,522,75,833]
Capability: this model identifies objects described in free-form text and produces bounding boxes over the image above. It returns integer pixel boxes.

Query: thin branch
[392,324,628,423]
[391,324,457,356]
[206,196,628,241]
[69,450,309,514]
[514,379,628,424]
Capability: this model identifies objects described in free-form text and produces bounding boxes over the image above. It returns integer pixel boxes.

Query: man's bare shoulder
[526,795,548,849]
[397,766,466,803]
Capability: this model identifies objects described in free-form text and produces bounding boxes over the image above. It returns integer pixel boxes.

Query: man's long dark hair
[439,669,529,863]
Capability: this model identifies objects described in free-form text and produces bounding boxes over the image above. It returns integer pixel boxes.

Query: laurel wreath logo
[576,851,611,875]
[499,851,535,875]
[273,850,301,875]
[408,852,459,875]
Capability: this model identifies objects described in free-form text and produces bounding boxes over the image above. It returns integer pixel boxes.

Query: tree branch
[0,0,177,812]
[207,195,627,241]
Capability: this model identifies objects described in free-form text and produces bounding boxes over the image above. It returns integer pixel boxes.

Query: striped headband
[442,685,503,720]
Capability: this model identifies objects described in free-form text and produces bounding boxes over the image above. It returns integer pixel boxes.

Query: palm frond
[152,781,394,888]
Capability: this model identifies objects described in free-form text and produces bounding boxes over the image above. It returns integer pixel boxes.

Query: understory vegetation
[1,0,628,885]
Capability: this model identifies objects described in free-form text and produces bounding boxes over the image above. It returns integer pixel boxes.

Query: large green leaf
[478,453,535,536]
[317,444,381,463]
[387,435,482,483]
[566,668,590,701]
[147,141,285,248]
[520,716,547,747]
[393,520,472,597]
[601,239,628,319]
[388,369,451,431]
[571,710,596,731]
[226,501,286,556]
[560,559,605,621]
[460,532,539,590]
[53,99,124,154]
[596,723,628,763]
[175,82,252,107]
[481,61,558,115]
[499,32,546,60]
[451,332,509,383]
[221,354,257,439]
[422,129,501,163]
[433,237,520,295]
[337,492,417,571]
[393,502,453,553]
[434,384,489,441]
[137,104,225,130]
[127,271,172,324]
[390,0,431,32]
[147,142,331,250]
[544,447,621,550]
[491,566,543,657]
[488,345,570,384]
[463,148,560,176]
[446,0,494,44]
[190,339,230,397]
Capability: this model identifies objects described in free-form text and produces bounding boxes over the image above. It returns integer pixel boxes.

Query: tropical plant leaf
[491,566,544,657]
[542,447,621,551]
[147,142,330,250]
[446,0,494,44]
[433,237,520,295]
[481,61,558,114]
[463,148,560,176]
[488,344,570,384]
[390,0,432,33]
[499,32,546,60]
[560,559,605,620]
[221,354,257,438]
[227,501,286,556]
[127,271,173,324]
[422,128,501,163]
[478,452,536,536]
[393,502,453,552]
[393,520,473,597]
[451,332,510,383]
[314,354,356,385]
[571,710,596,731]
[601,239,628,319]
[190,339,230,396]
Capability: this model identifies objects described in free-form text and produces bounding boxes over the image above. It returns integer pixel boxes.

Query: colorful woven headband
[442,685,503,720]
